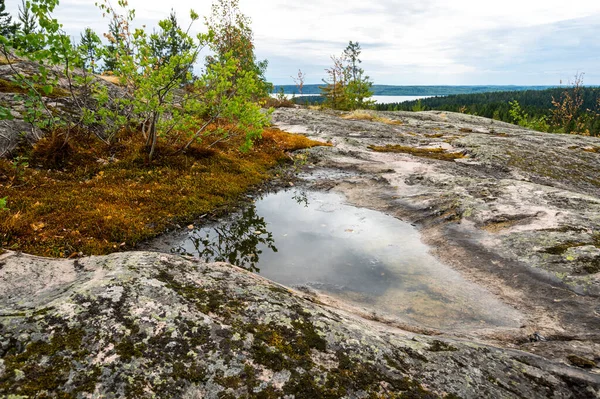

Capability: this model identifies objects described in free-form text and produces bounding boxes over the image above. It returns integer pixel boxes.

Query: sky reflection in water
[173,189,521,330]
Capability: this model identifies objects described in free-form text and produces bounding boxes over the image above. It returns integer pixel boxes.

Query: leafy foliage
[205,0,271,98]
[1,0,271,161]
[508,100,549,131]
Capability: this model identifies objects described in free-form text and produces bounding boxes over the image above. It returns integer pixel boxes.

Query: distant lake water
[270,94,431,104]
[371,95,430,104]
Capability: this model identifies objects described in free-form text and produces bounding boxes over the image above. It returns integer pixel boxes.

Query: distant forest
[274,84,557,96]
[374,87,600,135]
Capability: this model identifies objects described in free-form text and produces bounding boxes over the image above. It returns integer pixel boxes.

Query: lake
[270,94,431,104]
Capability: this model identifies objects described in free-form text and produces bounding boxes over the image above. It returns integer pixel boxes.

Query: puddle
[297,167,360,181]
[149,189,521,330]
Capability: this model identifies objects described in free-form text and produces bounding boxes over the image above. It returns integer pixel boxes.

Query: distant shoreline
[273,84,563,96]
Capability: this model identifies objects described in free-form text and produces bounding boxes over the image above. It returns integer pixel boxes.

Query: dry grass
[0,127,326,257]
[341,110,403,126]
[97,74,121,85]
[368,144,465,161]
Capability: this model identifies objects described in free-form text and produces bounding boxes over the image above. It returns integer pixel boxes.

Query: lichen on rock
[0,251,598,398]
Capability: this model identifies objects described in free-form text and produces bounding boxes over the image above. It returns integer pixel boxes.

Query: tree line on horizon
[375,79,600,136]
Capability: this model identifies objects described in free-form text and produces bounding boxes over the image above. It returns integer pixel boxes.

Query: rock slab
[0,251,598,398]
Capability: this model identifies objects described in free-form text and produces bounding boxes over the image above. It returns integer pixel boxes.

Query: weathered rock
[271,107,600,369]
[272,108,600,293]
[0,250,598,398]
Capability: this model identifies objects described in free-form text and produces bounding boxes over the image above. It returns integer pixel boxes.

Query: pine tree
[78,27,101,73]
[11,0,40,52]
[320,55,349,110]
[149,10,193,80]
[18,0,36,35]
[342,41,373,110]
[0,0,18,38]
[102,16,123,72]
[344,41,361,83]
[150,10,189,65]
[205,0,271,97]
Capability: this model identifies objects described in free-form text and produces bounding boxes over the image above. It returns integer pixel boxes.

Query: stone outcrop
[0,250,599,398]
[273,108,600,295]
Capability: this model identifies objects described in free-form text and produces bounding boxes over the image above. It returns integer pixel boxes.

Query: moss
[0,78,69,98]
[582,147,599,153]
[250,316,326,372]
[341,111,403,125]
[567,355,596,369]
[0,327,97,397]
[458,128,473,133]
[0,127,326,257]
[540,242,588,255]
[427,340,458,352]
[280,350,437,399]
[368,145,465,161]
[115,338,144,361]
[155,270,240,317]
[582,258,600,274]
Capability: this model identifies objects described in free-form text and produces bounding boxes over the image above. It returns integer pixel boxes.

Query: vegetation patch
[0,127,325,257]
[582,147,599,153]
[0,77,69,98]
[369,144,465,161]
[567,355,597,369]
[341,110,403,125]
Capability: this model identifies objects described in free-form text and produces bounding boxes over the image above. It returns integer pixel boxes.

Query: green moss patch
[0,78,69,99]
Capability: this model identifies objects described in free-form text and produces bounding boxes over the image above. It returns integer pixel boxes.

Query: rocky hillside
[1,102,600,397]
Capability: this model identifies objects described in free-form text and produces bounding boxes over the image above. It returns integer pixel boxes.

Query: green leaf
[41,85,53,95]
[0,106,14,121]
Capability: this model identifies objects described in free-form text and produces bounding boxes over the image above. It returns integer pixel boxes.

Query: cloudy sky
[5,0,600,85]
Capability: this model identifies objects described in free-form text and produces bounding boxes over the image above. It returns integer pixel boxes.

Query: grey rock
[0,250,598,398]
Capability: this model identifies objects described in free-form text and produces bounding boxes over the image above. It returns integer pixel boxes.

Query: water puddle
[149,189,521,330]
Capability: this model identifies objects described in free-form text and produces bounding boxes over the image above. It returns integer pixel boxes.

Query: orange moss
[368,144,465,161]
[0,127,325,257]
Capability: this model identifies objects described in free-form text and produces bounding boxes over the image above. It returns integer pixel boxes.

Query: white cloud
[5,0,600,84]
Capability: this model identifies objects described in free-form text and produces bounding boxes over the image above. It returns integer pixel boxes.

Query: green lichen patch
[0,324,98,398]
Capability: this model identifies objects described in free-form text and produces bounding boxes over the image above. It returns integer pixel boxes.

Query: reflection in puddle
[166,189,521,330]
[176,206,277,272]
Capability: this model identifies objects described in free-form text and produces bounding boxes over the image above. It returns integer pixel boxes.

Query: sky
[5,0,600,85]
